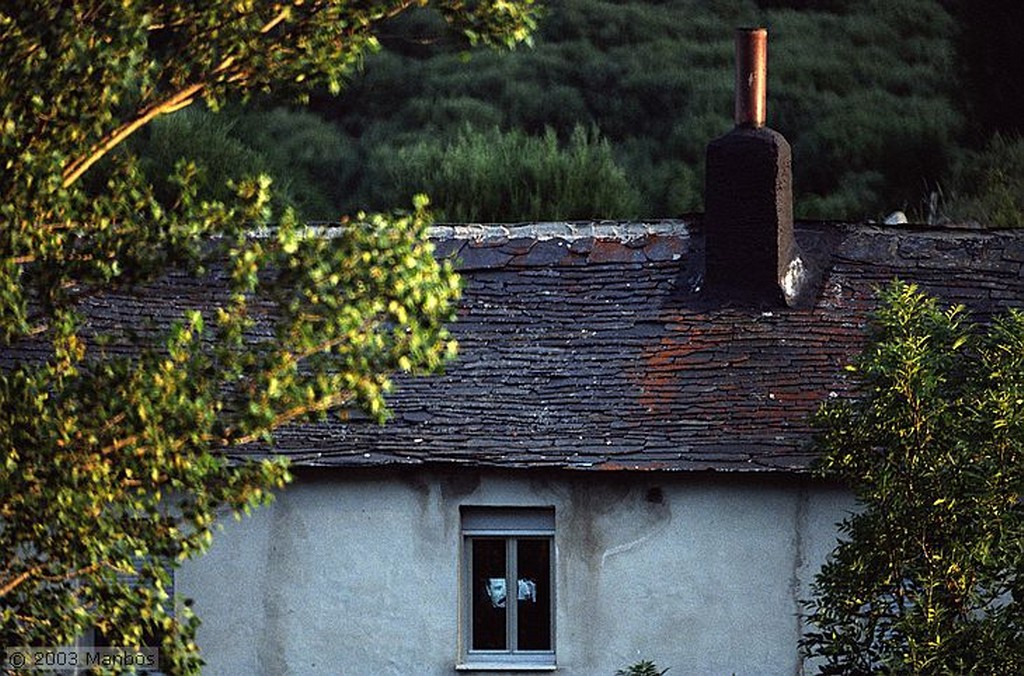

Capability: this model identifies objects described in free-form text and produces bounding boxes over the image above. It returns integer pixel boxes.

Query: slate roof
[251,219,1024,473]
[10,220,1021,473]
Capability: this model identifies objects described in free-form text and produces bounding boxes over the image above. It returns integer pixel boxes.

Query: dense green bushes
[132,107,270,208]
[369,125,641,222]
[226,108,361,219]
[128,106,358,221]
[948,134,1024,227]
[318,0,969,220]
[137,0,1022,224]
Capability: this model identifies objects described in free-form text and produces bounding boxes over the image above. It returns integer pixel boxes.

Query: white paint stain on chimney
[781,254,807,306]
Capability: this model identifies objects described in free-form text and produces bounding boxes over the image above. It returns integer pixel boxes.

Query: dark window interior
[516,538,551,651]
[472,538,507,651]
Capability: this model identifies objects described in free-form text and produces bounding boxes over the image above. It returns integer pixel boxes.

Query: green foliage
[321,0,965,220]
[948,134,1024,228]
[758,0,960,219]
[129,105,362,221]
[370,124,641,222]
[0,1,537,672]
[803,281,1024,674]
[131,106,273,210]
[224,106,363,220]
[616,659,670,676]
[944,0,1024,140]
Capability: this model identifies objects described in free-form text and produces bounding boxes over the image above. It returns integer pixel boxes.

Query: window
[459,507,555,670]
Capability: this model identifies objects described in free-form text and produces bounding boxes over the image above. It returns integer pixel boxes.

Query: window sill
[455,663,557,672]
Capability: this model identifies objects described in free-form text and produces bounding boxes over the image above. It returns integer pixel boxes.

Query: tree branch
[60,0,314,189]
[100,433,141,457]
[260,6,291,34]
[0,562,105,598]
[36,562,103,583]
[0,567,41,598]
[61,82,205,189]
[226,391,354,447]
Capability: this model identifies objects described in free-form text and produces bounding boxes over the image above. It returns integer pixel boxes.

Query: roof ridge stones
[431,220,694,271]
[430,220,691,243]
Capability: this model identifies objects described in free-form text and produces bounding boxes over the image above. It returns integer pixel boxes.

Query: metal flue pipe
[734,28,767,128]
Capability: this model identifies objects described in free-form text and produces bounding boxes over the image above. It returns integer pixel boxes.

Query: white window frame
[458,507,556,671]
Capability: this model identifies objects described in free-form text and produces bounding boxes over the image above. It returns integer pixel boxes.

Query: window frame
[459,507,556,671]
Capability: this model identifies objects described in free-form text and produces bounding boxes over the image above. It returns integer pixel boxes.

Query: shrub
[369,124,642,222]
[130,106,361,221]
[948,133,1024,227]
[132,106,273,209]
[616,660,670,676]
[326,0,963,220]
[226,106,362,220]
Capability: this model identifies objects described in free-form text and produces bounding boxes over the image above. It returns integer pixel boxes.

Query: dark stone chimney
[704,28,804,306]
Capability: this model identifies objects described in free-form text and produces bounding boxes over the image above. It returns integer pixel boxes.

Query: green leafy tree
[0,1,536,673]
[802,281,1024,674]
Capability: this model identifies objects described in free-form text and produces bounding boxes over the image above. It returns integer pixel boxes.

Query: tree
[941,0,1024,141]
[0,1,536,673]
[802,281,1024,674]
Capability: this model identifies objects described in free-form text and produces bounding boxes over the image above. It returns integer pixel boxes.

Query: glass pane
[516,538,551,651]
[472,538,507,651]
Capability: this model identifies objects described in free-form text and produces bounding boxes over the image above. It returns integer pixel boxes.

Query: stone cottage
[174,215,1024,675]
[175,28,1024,675]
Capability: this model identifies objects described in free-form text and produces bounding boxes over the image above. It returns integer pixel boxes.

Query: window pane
[472,538,507,651]
[516,538,551,651]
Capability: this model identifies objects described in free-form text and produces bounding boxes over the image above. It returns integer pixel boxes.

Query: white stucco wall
[178,468,854,676]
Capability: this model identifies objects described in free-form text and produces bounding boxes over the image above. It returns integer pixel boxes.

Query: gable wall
[179,468,853,675]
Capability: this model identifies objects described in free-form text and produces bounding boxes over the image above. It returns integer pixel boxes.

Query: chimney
[704,28,804,306]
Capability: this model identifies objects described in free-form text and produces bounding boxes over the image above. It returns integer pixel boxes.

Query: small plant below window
[615,659,670,676]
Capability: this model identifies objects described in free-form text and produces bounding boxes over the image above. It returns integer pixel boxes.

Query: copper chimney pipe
[734,28,767,128]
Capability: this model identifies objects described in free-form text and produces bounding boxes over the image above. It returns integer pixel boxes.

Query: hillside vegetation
[135,0,1024,224]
